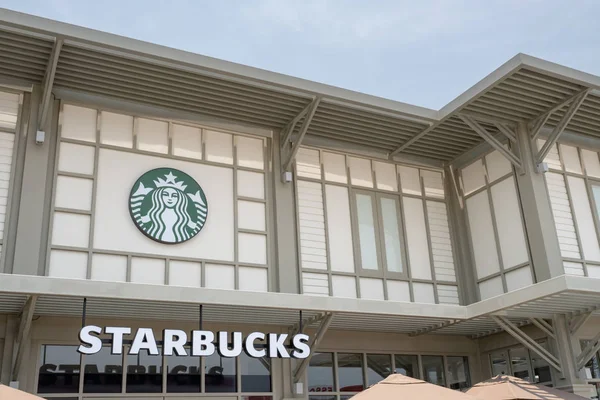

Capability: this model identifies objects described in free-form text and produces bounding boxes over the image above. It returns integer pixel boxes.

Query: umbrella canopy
[466,375,590,400]
[0,385,45,400]
[349,374,481,399]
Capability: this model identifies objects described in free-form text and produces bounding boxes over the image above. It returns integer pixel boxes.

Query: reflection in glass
[241,352,271,392]
[308,352,335,393]
[356,194,379,270]
[422,355,445,386]
[583,340,600,380]
[592,185,600,217]
[338,353,364,393]
[37,345,81,393]
[394,355,418,378]
[205,353,236,392]
[491,351,509,376]
[510,347,530,382]
[126,349,162,393]
[447,356,470,390]
[166,348,200,393]
[83,346,122,393]
[531,343,551,384]
[309,397,336,400]
[380,198,403,273]
[366,354,392,385]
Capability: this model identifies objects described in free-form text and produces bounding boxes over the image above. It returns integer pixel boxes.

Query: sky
[2,0,600,110]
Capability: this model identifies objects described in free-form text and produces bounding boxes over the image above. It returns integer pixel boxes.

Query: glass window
[422,355,445,386]
[356,193,379,270]
[490,351,509,376]
[166,348,200,393]
[380,197,403,273]
[394,354,419,377]
[205,353,236,393]
[83,346,123,393]
[241,352,271,393]
[510,347,531,382]
[308,352,335,393]
[366,354,392,385]
[37,345,81,394]
[338,353,364,393]
[531,343,552,384]
[126,349,162,393]
[446,356,470,390]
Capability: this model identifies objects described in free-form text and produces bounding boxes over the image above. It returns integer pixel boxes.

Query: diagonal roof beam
[389,121,436,157]
[38,38,63,132]
[408,319,461,336]
[281,98,316,149]
[530,88,591,141]
[282,97,321,175]
[536,89,590,164]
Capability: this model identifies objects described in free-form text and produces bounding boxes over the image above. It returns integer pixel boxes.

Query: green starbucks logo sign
[129,168,208,244]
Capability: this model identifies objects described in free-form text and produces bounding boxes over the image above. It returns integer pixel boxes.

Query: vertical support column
[514,121,564,281]
[271,129,300,293]
[0,316,17,384]
[444,166,478,304]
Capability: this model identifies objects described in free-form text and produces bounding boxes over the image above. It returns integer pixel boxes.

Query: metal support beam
[492,316,562,373]
[536,89,590,164]
[408,319,461,336]
[494,123,517,143]
[529,318,555,340]
[281,99,314,148]
[576,330,600,371]
[471,318,531,339]
[38,38,63,132]
[448,166,463,209]
[281,97,321,177]
[11,295,37,382]
[389,122,436,157]
[293,312,333,383]
[570,311,594,336]
[530,88,591,141]
[288,312,327,337]
[459,114,522,169]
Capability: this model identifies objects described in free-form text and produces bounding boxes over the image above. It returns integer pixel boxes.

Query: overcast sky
[3,0,599,110]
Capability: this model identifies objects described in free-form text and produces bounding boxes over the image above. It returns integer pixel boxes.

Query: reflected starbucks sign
[78,326,311,359]
[129,168,208,244]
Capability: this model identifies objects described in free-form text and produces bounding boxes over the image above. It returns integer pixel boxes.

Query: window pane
[338,353,365,393]
[531,343,552,384]
[37,345,81,393]
[83,346,123,393]
[126,349,162,393]
[366,354,392,385]
[380,198,403,273]
[308,353,335,393]
[422,355,445,386]
[510,347,530,381]
[447,356,470,390]
[490,351,509,376]
[394,355,418,377]
[241,352,272,393]
[166,348,200,393]
[593,185,600,217]
[356,194,378,270]
[205,353,236,392]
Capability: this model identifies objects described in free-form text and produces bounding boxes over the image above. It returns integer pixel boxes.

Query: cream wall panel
[94,149,234,261]
[205,264,235,289]
[168,260,201,287]
[51,212,90,248]
[0,132,14,240]
[55,176,93,211]
[386,280,410,302]
[546,173,580,259]
[479,276,504,300]
[374,161,397,192]
[587,265,600,278]
[359,277,384,300]
[61,105,97,142]
[437,285,459,305]
[490,178,529,269]
[172,124,202,159]
[398,166,421,195]
[567,176,600,262]
[297,180,327,270]
[563,261,585,276]
[332,275,357,298]
[325,185,355,273]
[582,149,600,178]
[323,152,347,183]
[485,150,511,182]
[426,201,456,282]
[238,267,268,292]
[58,142,95,175]
[296,148,321,179]
[205,130,233,164]
[48,250,87,279]
[236,136,263,169]
[136,118,168,154]
[505,266,533,292]
[91,254,127,282]
[560,144,583,174]
[100,111,133,148]
[0,91,18,130]
[302,272,329,295]
[349,157,373,188]
[131,257,165,284]
[461,159,486,195]
[413,282,435,304]
[403,197,432,280]
[380,197,403,273]
[237,170,265,199]
[237,200,266,231]
[421,170,444,199]
[238,233,267,265]
[466,190,501,279]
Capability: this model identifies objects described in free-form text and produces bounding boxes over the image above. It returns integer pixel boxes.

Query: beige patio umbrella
[466,375,590,399]
[349,374,481,399]
[0,385,45,400]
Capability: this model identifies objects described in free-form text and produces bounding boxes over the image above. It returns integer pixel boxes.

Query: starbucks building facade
[4,8,600,400]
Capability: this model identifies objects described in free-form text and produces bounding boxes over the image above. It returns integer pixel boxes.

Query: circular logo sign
[128,168,208,244]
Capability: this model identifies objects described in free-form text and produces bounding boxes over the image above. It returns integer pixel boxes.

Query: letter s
[78,325,102,355]
[291,334,310,359]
